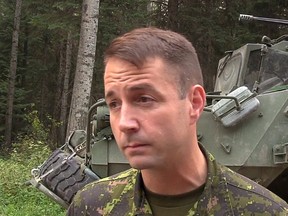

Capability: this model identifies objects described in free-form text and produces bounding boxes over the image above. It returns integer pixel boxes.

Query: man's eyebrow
[105,90,116,99]
[105,83,160,100]
[126,83,157,92]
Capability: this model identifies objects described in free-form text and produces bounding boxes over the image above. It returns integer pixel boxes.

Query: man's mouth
[123,143,150,154]
[125,143,148,148]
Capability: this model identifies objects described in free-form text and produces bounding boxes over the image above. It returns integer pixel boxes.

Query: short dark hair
[104,27,203,98]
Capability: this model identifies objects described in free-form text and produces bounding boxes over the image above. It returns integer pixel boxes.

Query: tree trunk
[147,2,152,26]
[167,0,179,31]
[50,41,66,148]
[60,32,73,144]
[66,0,100,137]
[3,0,22,149]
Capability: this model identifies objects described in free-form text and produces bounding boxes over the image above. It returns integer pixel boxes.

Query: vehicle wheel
[39,149,99,204]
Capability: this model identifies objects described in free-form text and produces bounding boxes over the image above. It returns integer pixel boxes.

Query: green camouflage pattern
[67,149,288,216]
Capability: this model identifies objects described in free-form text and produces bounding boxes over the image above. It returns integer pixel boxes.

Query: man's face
[104,57,200,170]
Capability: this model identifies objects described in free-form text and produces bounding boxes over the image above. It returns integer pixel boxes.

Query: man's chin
[128,158,153,170]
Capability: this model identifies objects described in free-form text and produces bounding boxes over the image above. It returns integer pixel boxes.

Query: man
[67,27,288,215]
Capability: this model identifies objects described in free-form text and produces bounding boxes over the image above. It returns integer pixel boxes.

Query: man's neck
[141,145,207,195]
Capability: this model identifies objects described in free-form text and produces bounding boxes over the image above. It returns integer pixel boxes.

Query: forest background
[0,0,287,215]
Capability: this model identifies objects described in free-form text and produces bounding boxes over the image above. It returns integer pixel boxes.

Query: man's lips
[124,143,149,149]
[123,143,150,154]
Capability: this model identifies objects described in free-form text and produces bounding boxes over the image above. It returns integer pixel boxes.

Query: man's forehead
[104,56,167,72]
[104,56,180,97]
[105,82,157,99]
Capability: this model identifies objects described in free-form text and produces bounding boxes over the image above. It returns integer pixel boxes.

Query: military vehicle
[29,14,288,208]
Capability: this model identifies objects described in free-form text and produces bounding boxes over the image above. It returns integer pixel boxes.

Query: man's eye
[108,101,120,110]
[137,96,154,103]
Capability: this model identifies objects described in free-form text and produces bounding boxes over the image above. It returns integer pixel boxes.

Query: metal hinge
[273,143,288,164]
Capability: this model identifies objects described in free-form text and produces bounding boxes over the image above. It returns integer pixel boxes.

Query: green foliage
[24,107,49,141]
[27,0,81,32]
[0,136,65,216]
[0,81,31,143]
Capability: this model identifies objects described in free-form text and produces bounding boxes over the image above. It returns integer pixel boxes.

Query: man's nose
[118,104,139,133]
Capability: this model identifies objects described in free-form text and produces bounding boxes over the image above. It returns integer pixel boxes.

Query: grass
[0,137,66,216]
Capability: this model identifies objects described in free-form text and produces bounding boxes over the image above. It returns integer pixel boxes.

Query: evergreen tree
[4,0,22,149]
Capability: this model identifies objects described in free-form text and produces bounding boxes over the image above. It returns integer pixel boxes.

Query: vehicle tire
[39,149,99,204]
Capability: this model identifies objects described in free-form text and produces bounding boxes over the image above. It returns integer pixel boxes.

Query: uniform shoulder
[67,168,141,215]
[82,168,138,191]
[68,168,139,215]
[220,165,288,212]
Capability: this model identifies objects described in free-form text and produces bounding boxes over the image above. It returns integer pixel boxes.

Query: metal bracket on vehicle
[220,142,232,154]
[273,143,288,164]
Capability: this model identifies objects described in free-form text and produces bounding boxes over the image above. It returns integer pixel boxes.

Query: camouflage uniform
[67,150,288,216]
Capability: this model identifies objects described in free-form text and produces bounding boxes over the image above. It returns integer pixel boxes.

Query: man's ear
[188,85,206,123]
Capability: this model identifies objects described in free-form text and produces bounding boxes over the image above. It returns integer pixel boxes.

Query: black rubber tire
[39,149,98,204]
